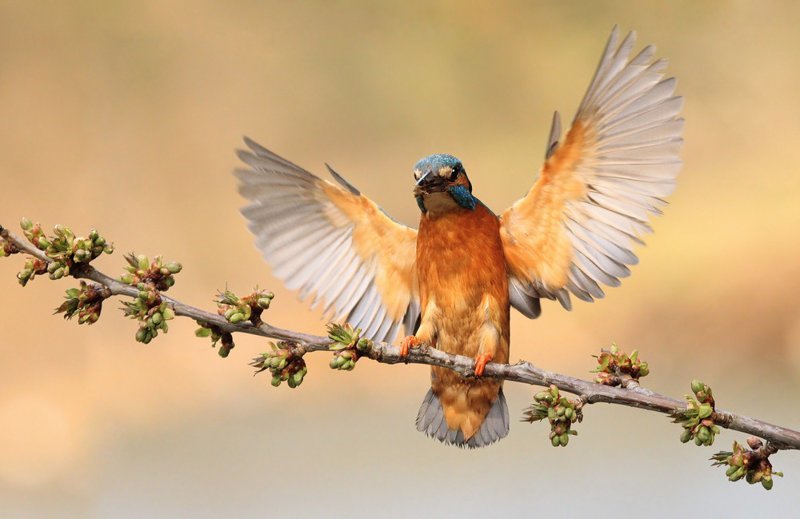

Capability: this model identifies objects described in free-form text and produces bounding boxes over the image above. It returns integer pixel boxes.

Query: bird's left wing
[500,27,684,315]
[235,138,419,342]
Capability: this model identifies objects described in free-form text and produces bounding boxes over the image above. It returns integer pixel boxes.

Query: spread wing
[501,27,683,316]
[235,137,419,342]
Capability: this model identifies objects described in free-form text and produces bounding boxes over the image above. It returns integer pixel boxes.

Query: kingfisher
[235,27,683,448]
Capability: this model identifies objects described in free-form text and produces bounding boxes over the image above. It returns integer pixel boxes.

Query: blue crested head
[413,154,462,175]
[413,153,477,213]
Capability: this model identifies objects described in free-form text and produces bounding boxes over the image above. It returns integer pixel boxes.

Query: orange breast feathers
[415,202,510,360]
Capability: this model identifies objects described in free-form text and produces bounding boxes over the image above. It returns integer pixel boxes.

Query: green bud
[20,217,33,231]
[534,391,550,402]
[51,267,65,280]
[224,307,237,320]
[329,357,339,369]
[162,307,175,320]
[565,408,574,421]
[195,327,212,338]
[165,262,182,274]
[698,404,713,419]
[680,429,692,443]
[725,465,738,477]
[762,477,773,490]
[257,298,271,309]
[551,435,561,447]
[136,328,148,342]
[547,407,558,421]
[151,312,163,325]
[691,380,705,394]
[37,237,51,249]
[229,312,246,324]
[291,371,304,386]
[271,376,281,387]
[559,433,569,446]
[137,255,149,270]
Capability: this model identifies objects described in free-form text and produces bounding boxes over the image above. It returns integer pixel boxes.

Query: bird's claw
[399,335,421,357]
[473,352,493,377]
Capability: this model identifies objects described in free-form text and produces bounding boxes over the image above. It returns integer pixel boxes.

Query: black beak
[413,170,447,195]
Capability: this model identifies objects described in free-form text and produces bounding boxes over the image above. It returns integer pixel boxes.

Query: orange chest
[416,203,509,310]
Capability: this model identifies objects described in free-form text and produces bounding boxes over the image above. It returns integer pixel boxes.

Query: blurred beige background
[1,1,799,517]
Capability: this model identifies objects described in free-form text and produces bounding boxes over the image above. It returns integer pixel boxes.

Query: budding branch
[2,223,799,455]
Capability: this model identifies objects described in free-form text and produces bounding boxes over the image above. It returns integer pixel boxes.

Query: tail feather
[415,388,509,448]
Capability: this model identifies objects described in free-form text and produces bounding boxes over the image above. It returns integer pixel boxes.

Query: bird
[234,26,683,448]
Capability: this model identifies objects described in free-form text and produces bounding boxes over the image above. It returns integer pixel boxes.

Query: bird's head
[412,154,476,214]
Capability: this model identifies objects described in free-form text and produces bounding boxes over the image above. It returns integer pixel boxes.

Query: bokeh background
[1,1,799,517]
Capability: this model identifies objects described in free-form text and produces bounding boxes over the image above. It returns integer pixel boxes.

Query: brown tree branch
[2,222,799,453]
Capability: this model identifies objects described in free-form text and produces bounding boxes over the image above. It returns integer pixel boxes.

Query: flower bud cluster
[711,438,783,490]
[119,253,181,344]
[120,254,181,291]
[673,379,720,446]
[591,344,649,385]
[327,323,373,371]
[215,288,274,325]
[523,385,583,447]
[195,323,235,357]
[16,219,113,285]
[56,281,109,325]
[251,342,307,388]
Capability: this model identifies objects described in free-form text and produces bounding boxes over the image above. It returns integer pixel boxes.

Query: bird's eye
[449,165,461,181]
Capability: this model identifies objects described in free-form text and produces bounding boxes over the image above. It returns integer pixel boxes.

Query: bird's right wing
[235,138,419,342]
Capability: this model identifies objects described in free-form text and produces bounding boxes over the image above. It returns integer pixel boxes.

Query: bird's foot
[473,352,493,377]
[399,335,422,357]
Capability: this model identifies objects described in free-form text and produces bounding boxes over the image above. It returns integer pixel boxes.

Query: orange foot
[473,352,493,377]
[399,335,421,357]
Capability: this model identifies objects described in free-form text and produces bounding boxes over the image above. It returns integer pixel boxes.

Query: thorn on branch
[672,379,720,446]
[523,384,584,447]
[251,342,307,388]
[591,343,649,386]
[711,438,783,489]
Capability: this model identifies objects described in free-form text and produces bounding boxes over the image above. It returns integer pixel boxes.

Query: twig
[2,223,799,451]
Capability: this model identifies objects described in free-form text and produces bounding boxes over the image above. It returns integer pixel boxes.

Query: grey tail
[415,388,509,448]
